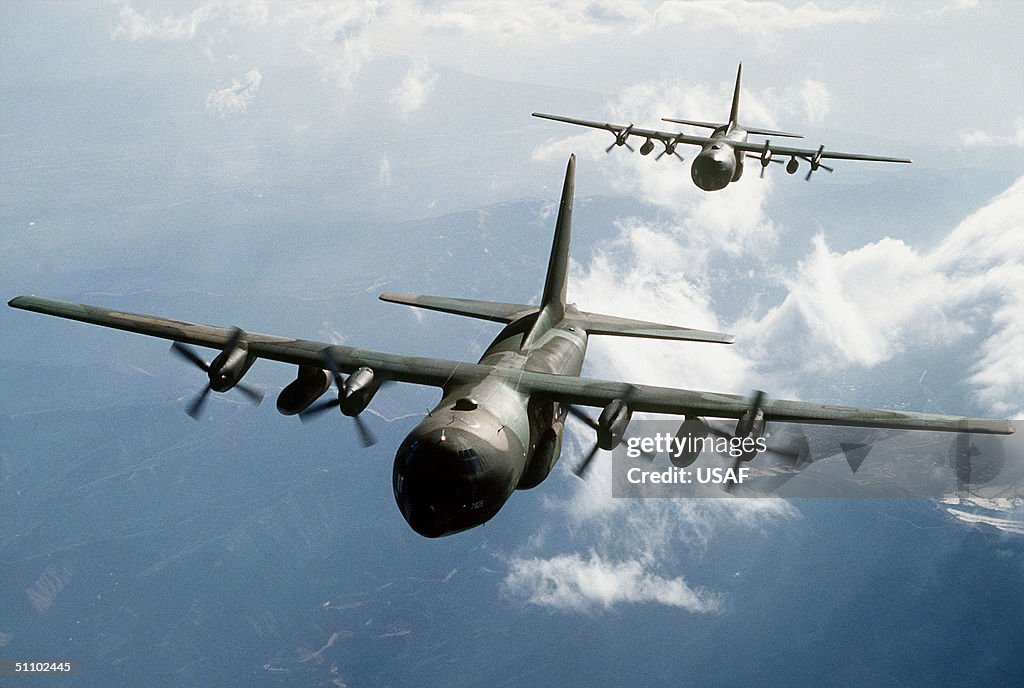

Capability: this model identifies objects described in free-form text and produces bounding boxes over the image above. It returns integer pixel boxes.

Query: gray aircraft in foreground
[534,63,911,191]
[9,156,1011,537]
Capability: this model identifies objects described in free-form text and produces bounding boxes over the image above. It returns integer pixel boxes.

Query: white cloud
[112,2,218,42]
[389,59,438,118]
[414,0,622,41]
[799,79,831,123]
[205,68,262,116]
[924,0,981,18]
[749,179,1023,416]
[504,552,721,612]
[111,1,889,120]
[649,0,883,37]
[572,227,755,392]
[958,117,1024,149]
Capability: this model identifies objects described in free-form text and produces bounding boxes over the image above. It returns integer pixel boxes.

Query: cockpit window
[457,447,483,474]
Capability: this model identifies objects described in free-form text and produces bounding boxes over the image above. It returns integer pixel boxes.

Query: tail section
[665,63,799,138]
[379,155,577,342]
[381,153,735,347]
[539,154,575,323]
[729,62,742,126]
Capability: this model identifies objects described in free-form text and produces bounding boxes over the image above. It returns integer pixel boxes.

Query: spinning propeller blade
[170,329,261,419]
[298,349,380,447]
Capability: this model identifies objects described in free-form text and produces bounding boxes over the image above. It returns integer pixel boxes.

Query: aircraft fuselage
[393,310,588,537]
[690,124,748,191]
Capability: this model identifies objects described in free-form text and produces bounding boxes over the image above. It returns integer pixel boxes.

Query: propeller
[745,148,785,177]
[169,328,263,419]
[655,135,685,161]
[759,140,772,178]
[566,397,652,478]
[805,145,834,181]
[605,124,635,153]
[298,351,382,447]
[700,390,767,492]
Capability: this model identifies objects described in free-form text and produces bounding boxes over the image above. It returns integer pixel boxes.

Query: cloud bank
[505,552,721,612]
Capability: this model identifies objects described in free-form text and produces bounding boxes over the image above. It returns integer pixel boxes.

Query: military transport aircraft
[8,156,1011,538]
[534,63,911,191]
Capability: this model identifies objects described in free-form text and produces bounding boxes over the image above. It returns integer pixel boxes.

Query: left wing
[729,139,912,164]
[9,296,1011,435]
[510,369,1013,435]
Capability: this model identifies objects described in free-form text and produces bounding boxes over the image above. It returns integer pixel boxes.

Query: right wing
[533,112,711,150]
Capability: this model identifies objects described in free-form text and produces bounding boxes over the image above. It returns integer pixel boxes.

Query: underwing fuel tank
[276,365,331,415]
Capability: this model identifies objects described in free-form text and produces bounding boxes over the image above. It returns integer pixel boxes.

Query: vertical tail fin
[729,62,742,126]
[539,154,575,323]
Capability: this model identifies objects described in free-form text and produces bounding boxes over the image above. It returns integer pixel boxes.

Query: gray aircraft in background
[534,63,911,191]
[8,156,1011,537]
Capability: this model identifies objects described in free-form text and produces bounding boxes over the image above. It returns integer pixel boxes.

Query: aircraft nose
[392,428,493,537]
[691,153,733,191]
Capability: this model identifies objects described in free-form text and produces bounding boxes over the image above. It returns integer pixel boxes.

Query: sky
[2,1,1023,686]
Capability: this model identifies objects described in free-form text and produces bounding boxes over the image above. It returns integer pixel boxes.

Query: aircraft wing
[8,295,1011,435]
[511,369,1013,435]
[7,295,494,389]
[532,113,710,149]
[730,139,912,164]
[533,112,911,165]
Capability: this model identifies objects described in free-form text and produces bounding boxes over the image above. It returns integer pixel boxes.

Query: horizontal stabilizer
[568,310,735,344]
[379,293,537,324]
[662,117,722,130]
[743,125,803,139]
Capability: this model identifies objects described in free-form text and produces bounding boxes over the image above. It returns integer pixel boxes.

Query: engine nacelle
[208,342,256,392]
[670,416,710,468]
[340,366,380,416]
[597,399,632,450]
[276,365,331,415]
